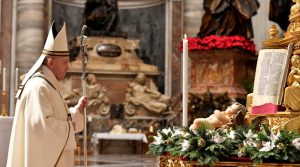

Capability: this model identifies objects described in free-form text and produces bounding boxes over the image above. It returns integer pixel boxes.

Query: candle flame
[184,34,187,39]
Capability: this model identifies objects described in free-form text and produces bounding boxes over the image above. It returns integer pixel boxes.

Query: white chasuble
[7,66,83,167]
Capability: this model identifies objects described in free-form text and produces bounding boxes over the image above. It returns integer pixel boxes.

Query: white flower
[172,129,182,137]
[181,139,190,151]
[292,138,300,150]
[211,133,226,144]
[207,130,214,134]
[182,132,190,138]
[243,138,257,147]
[153,133,164,145]
[227,130,236,140]
[270,131,280,143]
[172,129,190,138]
[244,129,254,138]
[190,128,198,135]
[259,141,275,152]
[162,127,172,135]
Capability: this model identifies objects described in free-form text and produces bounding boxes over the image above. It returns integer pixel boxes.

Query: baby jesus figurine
[190,102,247,130]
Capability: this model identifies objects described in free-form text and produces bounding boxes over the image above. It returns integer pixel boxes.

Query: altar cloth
[94,133,148,143]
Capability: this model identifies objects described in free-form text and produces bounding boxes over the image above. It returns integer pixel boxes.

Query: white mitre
[15,21,69,99]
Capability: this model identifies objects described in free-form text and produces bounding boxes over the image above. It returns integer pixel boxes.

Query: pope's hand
[76,96,88,114]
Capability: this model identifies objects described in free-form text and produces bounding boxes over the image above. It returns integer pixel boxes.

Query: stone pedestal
[189,48,257,100]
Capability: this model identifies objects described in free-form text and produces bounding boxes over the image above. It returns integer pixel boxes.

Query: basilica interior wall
[0,0,286,118]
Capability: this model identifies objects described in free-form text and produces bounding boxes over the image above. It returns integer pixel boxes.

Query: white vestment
[7,66,83,167]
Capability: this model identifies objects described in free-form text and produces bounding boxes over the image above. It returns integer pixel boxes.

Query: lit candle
[149,125,154,133]
[87,115,92,122]
[15,68,19,91]
[3,67,6,92]
[182,34,188,127]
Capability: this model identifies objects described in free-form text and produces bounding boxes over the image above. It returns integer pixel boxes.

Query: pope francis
[6,22,88,167]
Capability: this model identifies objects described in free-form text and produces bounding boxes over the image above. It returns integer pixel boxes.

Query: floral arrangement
[148,125,237,166]
[241,124,300,164]
[148,124,300,166]
[179,35,256,54]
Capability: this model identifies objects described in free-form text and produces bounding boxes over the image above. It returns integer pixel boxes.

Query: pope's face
[50,56,70,81]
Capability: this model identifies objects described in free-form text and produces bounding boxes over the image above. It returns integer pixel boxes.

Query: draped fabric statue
[85,74,110,115]
[83,0,127,37]
[124,73,171,115]
[197,0,260,39]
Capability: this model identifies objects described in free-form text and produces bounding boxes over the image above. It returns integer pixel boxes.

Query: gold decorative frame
[159,156,300,167]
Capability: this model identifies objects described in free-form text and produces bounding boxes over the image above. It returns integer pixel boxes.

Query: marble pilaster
[183,0,204,37]
[15,0,45,75]
[2,0,13,115]
[170,0,183,116]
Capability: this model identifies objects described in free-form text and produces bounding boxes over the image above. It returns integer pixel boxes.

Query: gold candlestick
[1,91,8,116]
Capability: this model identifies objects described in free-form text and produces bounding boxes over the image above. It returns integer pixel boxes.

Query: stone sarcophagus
[189,48,257,100]
[68,37,160,76]
[63,37,161,114]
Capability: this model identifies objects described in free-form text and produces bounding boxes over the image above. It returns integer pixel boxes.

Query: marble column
[183,0,204,37]
[15,0,45,75]
[2,0,13,115]
[170,0,183,116]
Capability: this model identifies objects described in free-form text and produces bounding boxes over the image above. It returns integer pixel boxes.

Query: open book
[251,43,293,114]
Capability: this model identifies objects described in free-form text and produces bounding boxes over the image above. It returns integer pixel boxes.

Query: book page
[252,47,291,106]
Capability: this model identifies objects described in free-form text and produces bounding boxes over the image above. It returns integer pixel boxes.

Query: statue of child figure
[190,102,247,130]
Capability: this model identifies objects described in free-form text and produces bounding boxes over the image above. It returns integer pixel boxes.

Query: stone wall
[52,1,166,92]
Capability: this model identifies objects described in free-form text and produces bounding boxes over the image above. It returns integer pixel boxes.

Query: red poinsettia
[179,35,256,54]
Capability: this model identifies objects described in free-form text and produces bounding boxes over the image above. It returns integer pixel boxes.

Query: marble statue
[64,74,110,115]
[190,102,247,129]
[64,88,81,107]
[86,74,111,115]
[124,73,171,115]
[284,55,300,112]
[83,0,126,37]
[197,0,259,39]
